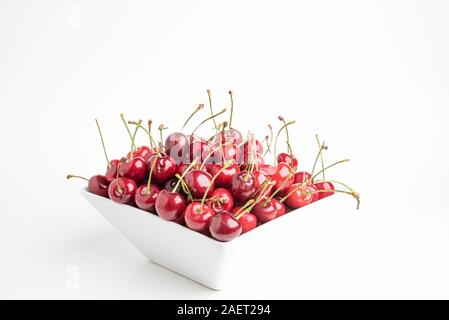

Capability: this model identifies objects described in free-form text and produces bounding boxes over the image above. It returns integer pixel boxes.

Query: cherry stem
[234,200,255,220]
[264,171,295,206]
[316,135,326,180]
[279,116,293,155]
[181,104,204,131]
[66,174,88,181]
[146,151,159,191]
[158,124,167,146]
[94,119,111,168]
[310,134,327,180]
[174,173,194,201]
[200,140,232,170]
[191,108,227,137]
[173,159,199,193]
[132,121,157,149]
[207,89,218,130]
[129,120,142,159]
[200,162,231,212]
[312,159,350,180]
[228,90,234,128]
[120,113,136,149]
[307,189,360,210]
[273,120,295,163]
[264,124,274,156]
[236,181,273,220]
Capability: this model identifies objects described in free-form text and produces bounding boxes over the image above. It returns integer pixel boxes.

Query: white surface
[0,0,448,299]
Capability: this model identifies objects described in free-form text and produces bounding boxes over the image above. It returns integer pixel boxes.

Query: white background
[1,0,448,299]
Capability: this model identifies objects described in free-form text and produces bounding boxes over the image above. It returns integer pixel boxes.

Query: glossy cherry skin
[213,128,243,145]
[108,178,137,204]
[148,154,176,184]
[155,189,186,221]
[119,157,147,183]
[241,152,265,171]
[189,136,210,162]
[253,170,273,198]
[294,171,313,184]
[284,184,313,208]
[272,198,286,217]
[207,163,240,188]
[231,207,257,234]
[127,146,153,162]
[258,163,277,176]
[252,198,278,223]
[230,171,257,202]
[135,184,160,213]
[305,184,319,202]
[87,175,110,197]
[209,211,242,242]
[206,188,234,213]
[184,202,216,233]
[105,159,120,183]
[277,153,298,169]
[184,170,214,198]
[165,132,189,163]
[271,162,294,193]
[314,181,335,199]
[208,142,241,163]
[163,178,178,191]
[243,139,264,156]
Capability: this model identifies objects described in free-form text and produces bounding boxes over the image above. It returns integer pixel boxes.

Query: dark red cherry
[148,154,176,184]
[213,128,243,145]
[135,184,160,213]
[119,157,147,183]
[272,198,286,217]
[294,171,312,184]
[213,143,241,163]
[230,171,256,202]
[231,207,257,234]
[253,170,273,198]
[277,152,298,169]
[155,189,186,221]
[252,198,278,223]
[207,163,240,188]
[258,163,277,176]
[284,184,313,208]
[127,146,153,162]
[243,138,264,154]
[314,181,335,199]
[165,132,189,163]
[105,159,120,183]
[241,152,265,171]
[163,178,178,191]
[108,178,137,204]
[206,188,234,213]
[271,162,294,192]
[184,170,214,198]
[87,175,110,197]
[184,202,216,233]
[209,211,242,242]
[189,136,210,162]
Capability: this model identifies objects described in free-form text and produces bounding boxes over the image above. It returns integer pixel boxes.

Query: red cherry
[209,211,242,242]
[148,154,176,184]
[207,163,240,188]
[253,170,273,198]
[230,171,256,202]
[305,184,319,202]
[314,181,335,199]
[105,159,120,183]
[184,202,216,233]
[294,171,312,184]
[155,189,186,221]
[184,170,214,198]
[241,152,265,170]
[163,178,178,191]
[87,175,110,197]
[189,136,210,162]
[243,139,264,155]
[231,207,257,234]
[272,198,286,217]
[271,162,294,192]
[164,132,189,163]
[206,188,234,213]
[213,128,243,145]
[108,178,137,204]
[135,184,160,213]
[277,152,298,169]
[119,157,147,183]
[208,142,241,163]
[127,146,153,162]
[284,184,313,208]
[252,198,278,223]
[258,163,277,176]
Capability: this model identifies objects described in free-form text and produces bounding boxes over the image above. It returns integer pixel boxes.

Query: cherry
[208,142,241,163]
[164,178,179,191]
[184,202,216,233]
[294,171,312,184]
[243,138,264,157]
[241,152,265,170]
[119,157,147,183]
[207,163,240,188]
[189,136,210,162]
[127,146,153,162]
[277,152,298,169]
[147,154,176,184]
[252,197,278,223]
[108,178,137,204]
[305,184,319,202]
[206,188,234,213]
[105,159,120,183]
[209,211,242,242]
[283,183,313,208]
[135,184,160,213]
[258,163,277,176]
[231,207,257,234]
[155,189,186,221]
[67,174,110,198]
[271,162,294,192]
[230,171,256,202]
[165,132,189,162]
[314,181,335,200]
[253,170,273,198]
[272,198,286,217]
[184,170,214,198]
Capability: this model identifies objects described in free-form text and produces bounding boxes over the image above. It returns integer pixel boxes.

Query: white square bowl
[81,188,326,290]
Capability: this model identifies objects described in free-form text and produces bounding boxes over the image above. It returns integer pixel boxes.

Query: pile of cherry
[68,90,359,242]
